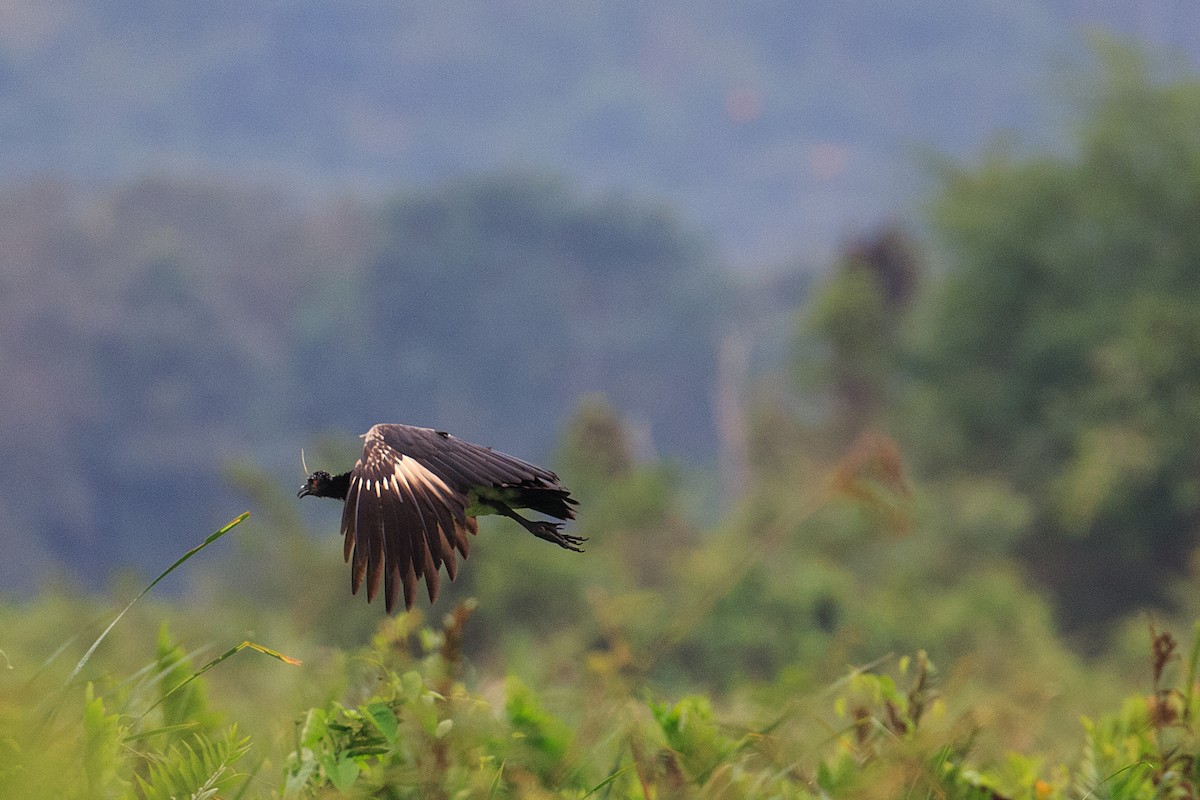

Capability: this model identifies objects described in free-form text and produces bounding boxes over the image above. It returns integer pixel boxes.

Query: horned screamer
[299,424,582,612]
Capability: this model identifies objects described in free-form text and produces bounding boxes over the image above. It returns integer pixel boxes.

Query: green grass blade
[1079,760,1154,800]
[68,512,251,684]
[486,759,506,799]
[230,753,267,800]
[140,640,301,720]
[122,722,201,743]
[1184,619,1200,720]
[582,767,628,798]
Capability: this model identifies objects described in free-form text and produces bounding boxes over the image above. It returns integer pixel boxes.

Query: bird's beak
[298,485,312,498]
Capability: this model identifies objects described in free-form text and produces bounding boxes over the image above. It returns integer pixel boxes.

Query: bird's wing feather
[382,482,420,612]
[389,456,444,600]
[373,423,562,490]
[343,425,479,611]
[341,468,386,602]
[364,481,385,603]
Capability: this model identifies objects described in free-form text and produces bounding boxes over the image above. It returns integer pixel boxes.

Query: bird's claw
[558,531,588,552]
[531,521,588,552]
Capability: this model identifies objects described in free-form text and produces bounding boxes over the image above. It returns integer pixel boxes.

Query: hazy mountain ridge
[3,1,1193,264]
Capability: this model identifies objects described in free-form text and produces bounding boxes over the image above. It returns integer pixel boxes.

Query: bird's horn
[301,448,310,476]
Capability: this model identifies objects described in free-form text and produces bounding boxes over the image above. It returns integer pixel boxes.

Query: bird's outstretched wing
[341,424,573,612]
[376,423,571,498]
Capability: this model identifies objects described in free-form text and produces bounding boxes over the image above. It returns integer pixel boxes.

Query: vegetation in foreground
[2,400,1198,799]
[3,546,1200,800]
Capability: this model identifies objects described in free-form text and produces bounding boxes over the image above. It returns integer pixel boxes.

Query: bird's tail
[512,486,577,520]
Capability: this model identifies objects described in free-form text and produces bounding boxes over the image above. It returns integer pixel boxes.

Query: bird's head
[298,470,334,499]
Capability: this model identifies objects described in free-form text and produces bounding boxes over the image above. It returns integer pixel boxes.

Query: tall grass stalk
[68,512,250,684]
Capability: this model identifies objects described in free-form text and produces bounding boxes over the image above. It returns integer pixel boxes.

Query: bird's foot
[528,520,588,552]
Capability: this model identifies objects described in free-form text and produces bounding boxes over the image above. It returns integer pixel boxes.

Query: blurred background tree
[799,226,920,445]
[293,172,726,461]
[906,45,1200,634]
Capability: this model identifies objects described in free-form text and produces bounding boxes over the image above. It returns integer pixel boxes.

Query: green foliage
[280,612,582,798]
[505,676,571,779]
[82,682,130,798]
[798,227,919,440]
[904,47,1200,627]
[649,694,737,783]
[0,513,294,800]
[155,625,221,739]
[11,530,1200,799]
[135,728,251,800]
[555,395,636,490]
[0,628,259,800]
[806,263,890,383]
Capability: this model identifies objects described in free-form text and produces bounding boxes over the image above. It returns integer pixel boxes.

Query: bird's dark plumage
[298,423,581,612]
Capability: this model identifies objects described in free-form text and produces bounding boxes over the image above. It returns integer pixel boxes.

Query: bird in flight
[299,423,582,612]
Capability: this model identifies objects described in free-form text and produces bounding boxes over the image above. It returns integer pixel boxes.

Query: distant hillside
[1,1,1196,265]
[0,173,778,587]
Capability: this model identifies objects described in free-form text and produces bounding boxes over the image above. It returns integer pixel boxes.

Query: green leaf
[82,682,127,796]
[325,755,360,792]
[283,759,318,799]
[401,669,424,697]
[300,708,328,749]
[365,701,399,743]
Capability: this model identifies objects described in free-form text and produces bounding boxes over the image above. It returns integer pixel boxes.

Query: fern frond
[135,727,250,800]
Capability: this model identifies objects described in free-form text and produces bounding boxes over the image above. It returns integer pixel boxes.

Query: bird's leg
[494,505,587,552]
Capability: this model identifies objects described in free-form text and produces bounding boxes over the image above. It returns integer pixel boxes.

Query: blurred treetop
[905,45,1200,628]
